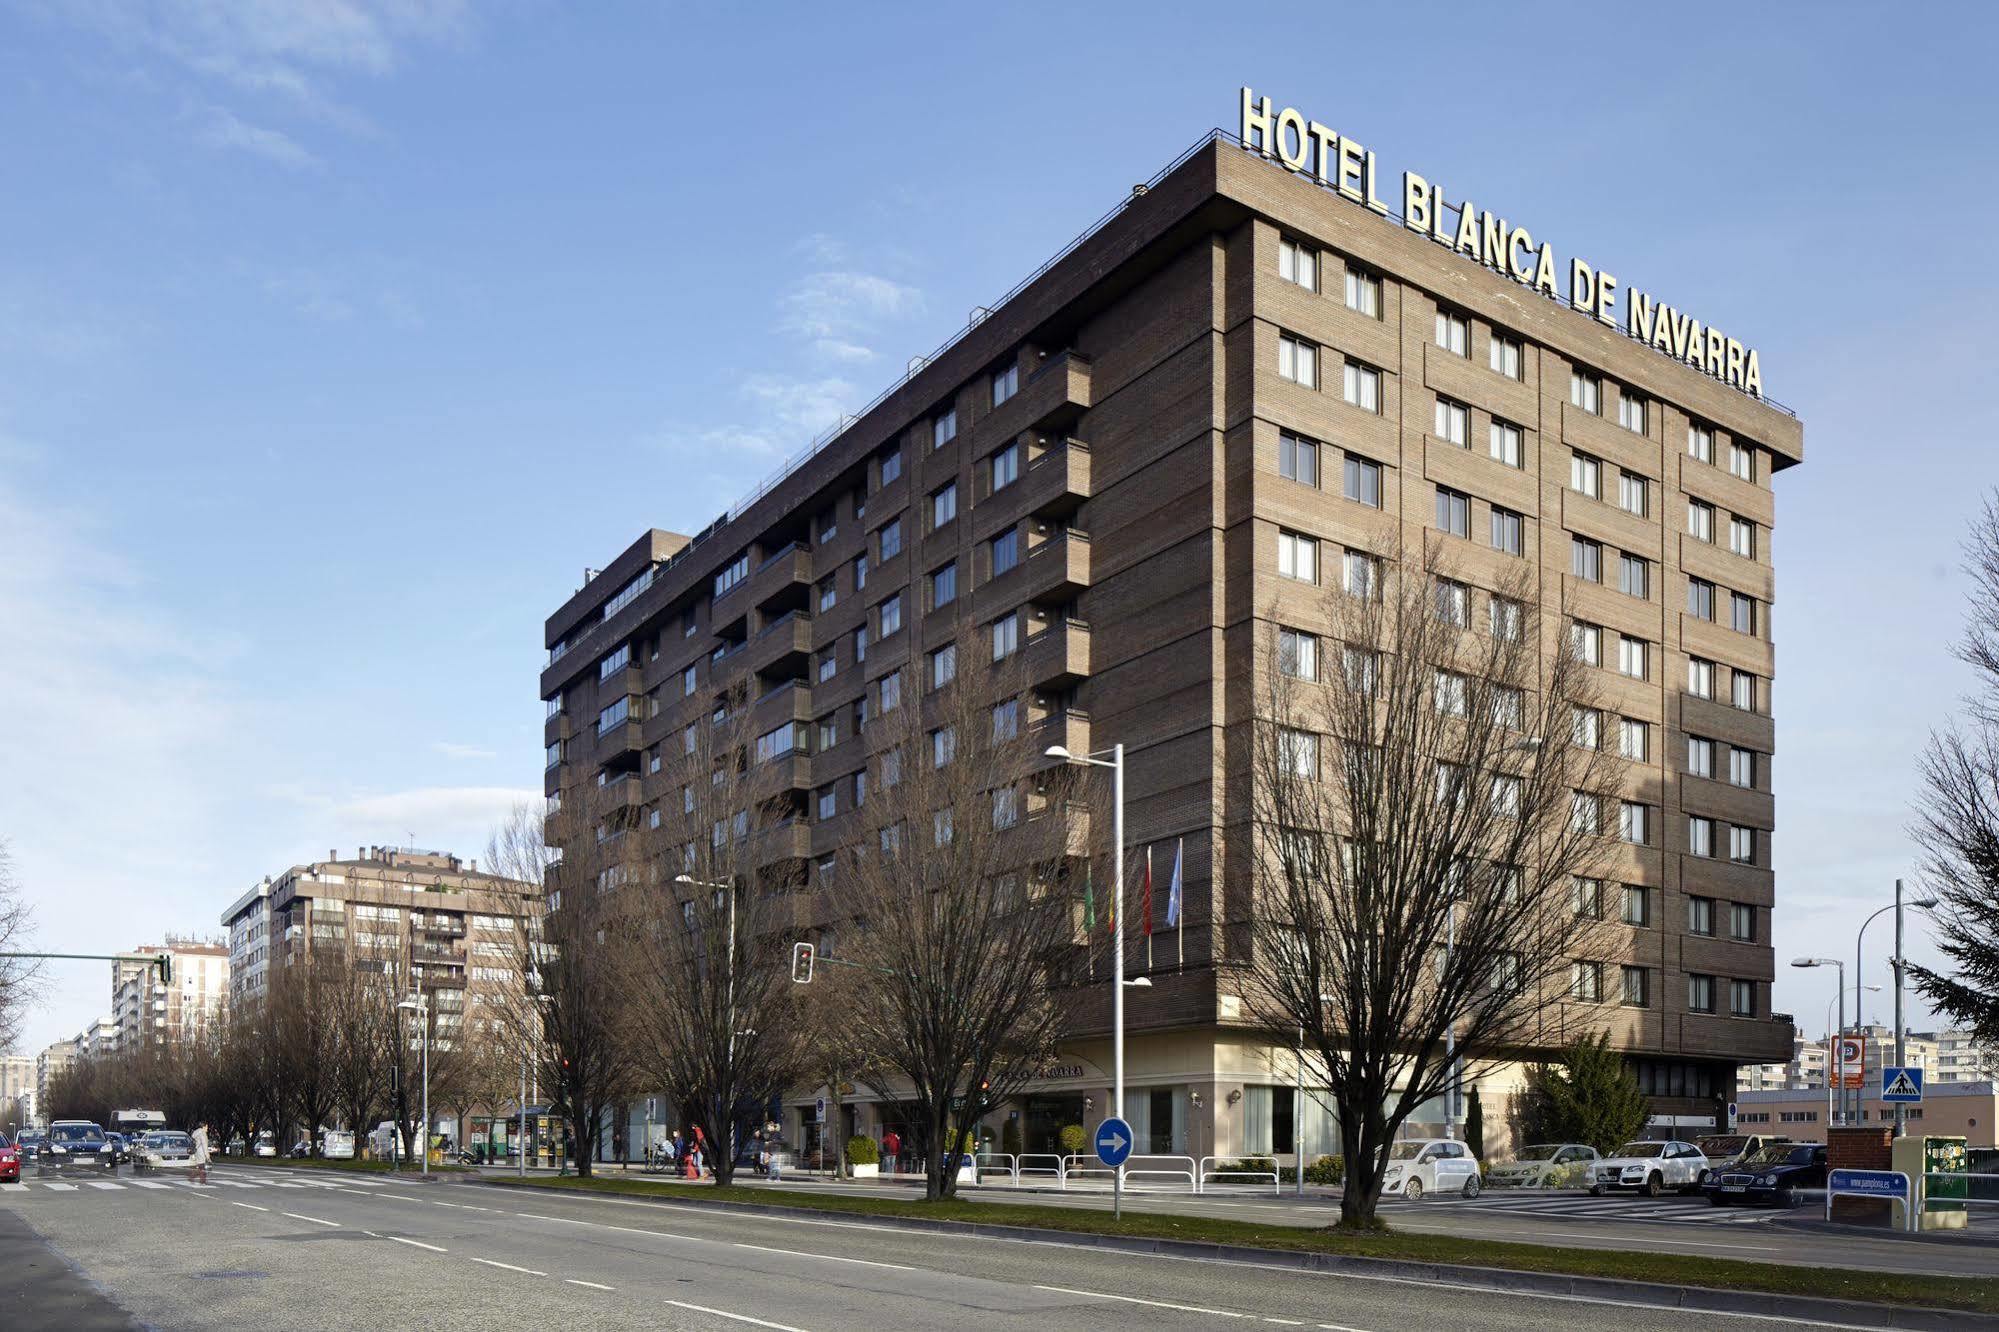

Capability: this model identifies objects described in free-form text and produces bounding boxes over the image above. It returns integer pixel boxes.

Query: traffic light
[155,953,172,986]
[790,941,815,984]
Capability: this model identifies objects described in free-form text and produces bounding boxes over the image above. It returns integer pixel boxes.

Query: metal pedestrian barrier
[1199,1155,1280,1195]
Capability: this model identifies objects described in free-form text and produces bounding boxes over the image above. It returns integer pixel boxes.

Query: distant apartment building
[111,939,230,1052]
[1737,1024,1995,1094]
[220,846,540,1053]
[73,1017,117,1062]
[1929,1028,1997,1085]
[36,1039,74,1120]
[0,1054,32,1127]
[1736,1080,1999,1148]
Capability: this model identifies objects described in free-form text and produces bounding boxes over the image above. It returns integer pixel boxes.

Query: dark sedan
[1704,1142,1827,1207]
[38,1121,117,1176]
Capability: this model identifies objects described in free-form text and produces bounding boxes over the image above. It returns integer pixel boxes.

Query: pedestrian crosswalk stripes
[1380,1193,1780,1227]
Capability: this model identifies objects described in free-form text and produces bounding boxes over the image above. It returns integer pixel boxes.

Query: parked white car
[1380,1138,1480,1200]
[1588,1140,1708,1197]
[320,1130,356,1160]
[1484,1143,1600,1188]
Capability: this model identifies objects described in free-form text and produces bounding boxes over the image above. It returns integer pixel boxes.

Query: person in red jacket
[881,1129,901,1176]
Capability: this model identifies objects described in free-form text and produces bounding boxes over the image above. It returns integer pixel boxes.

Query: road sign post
[1881,1066,1924,1104]
[1095,1116,1133,1221]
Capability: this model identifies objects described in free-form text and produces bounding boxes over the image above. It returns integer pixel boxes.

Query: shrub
[845,1135,879,1166]
[1000,1118,1022,1156]
[1304,1154,1345,1185]
[1057,1124,1086,1156]
[1520,1033,1650,1154]
[1218,1156,1277,1176]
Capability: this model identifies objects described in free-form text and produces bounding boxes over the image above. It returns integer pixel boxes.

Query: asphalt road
[0,1165,1947,1331]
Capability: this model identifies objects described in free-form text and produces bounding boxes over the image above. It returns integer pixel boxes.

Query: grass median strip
[484,1174,1999,1316]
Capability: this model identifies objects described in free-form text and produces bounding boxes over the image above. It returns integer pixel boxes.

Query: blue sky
[3,2,1995,1056]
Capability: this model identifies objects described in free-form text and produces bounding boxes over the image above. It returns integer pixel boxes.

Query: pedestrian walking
[881,1129,901,1177]
[189,1121,212,1185]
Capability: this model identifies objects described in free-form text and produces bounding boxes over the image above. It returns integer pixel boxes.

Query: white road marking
[1035,1284,1248,1319]
[85,1182,124,1191]
[387,1235,447,1253]
[231,1202,270,1213]
[281,1212,340,1228]
[470,1257,547,1276]
[39,1182,77,1191]
[731,1241,915,1271]
[128,1181,171,1190]
[566,1279,614,1291]
[1,1183,26,1192]
[380,1194,422,1202]
[661,1298,811,1331]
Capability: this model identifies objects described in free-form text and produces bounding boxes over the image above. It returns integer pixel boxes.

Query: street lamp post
[677,873,739,1166]
[1857,879,1940,1138]
[1792,958,1845,1126]
[397,993,430,1178]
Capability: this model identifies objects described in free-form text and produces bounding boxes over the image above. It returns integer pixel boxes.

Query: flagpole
[1144,845,1154,972]
[1176,837,1185,971]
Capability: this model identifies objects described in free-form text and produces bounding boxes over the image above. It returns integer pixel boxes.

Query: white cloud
[326,785,538,834]
[196,103,318,168]
[741,374,856,439]
[779,271,923,353]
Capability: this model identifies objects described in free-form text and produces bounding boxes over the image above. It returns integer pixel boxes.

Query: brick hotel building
[542,131,1802,1164]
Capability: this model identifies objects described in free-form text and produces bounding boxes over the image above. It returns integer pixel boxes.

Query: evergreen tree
[1521,1033,1650,1153]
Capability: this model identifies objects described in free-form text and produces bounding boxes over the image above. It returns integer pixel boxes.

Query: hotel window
[931,726,956,769]
[991,442,1019,491]
[1730,979,1756,1018]
[818,715,839,749]
[1278,333,1318,388]
[932,408,957,449]
[1491,506,1524,556]
[1434,397,1469,446]
[714,552,750,598]
[878,670,902,712]
[1571,792,1601,835]
[1621,885,1651,927]
[1278,530,1319,582]
[1622,965,1651,1008]
[1687,577,1715,620]
[931,480,958,529]
[991,362,1018,407]
[991,698,1020,740]
[1729,902,1756,942]
[1570,961,1604,1002]
[1571,535,1602,582]
[1619,553,1650,599]
[1279,727,1319,778]
[1435,486,1470,539]
[1435,579,1471,627]
[817,577,837,613]
[1620,801,1650,844]
[1732,669,1758,711]
[1435,309,1470,357]
[1689,656,1715,698]
[854,553,868,589]
[878,592,902,637]
[1343,550,1380,599]
[1688,499,1715,542]
[1618,393,1648,434]
[1278,432,1319,486]
[1729,824,1756,863]
[1618,471,1647,516]
[1617,634,1648,679]
[1689,816,1714,857]
[1618,717,1649,761]
[1571,706,1601,750]
[1688,896,1715,936]
[1730,592,1757,635]
[683,724,697,754]
[1489,419,1521,467]
[878,517,902,560]
[1343,455,1382,507]
[1489,333,1522,380]
[1688,424,1714,464]
[1278,628,1319,681]
[683,664,698,696]
[1728,441,1755,481]
[969,528,1015,583]
[1492,685,1524,730]
[931,560,957,609]
[817,786,837,821]
[816,651,837,684]
[1433,669,1469,717]
[1344,266,1381,316]
[990,612,1020,661]
[1572,877,1604,919]
[879,446,903,485]
[1572,621,1602,666]
[1570,451,1601,498]
[1489,595,1523,641]
[1729,746,1756,788]
[1343,361,1380,412]
[1729,516,1756,558]
[1570,370,1601,414]
[1688,736,1714,778]
[928,644,955,694]
[1278,237,1319,291]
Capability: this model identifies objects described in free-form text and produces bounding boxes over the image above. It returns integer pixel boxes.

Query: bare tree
[487,803,638,1179]
[830,637,1085,1200]
[0,840,42,1052]
[619,679,806,1185]
[327,950,391,1152]
[270,953,342,1151]
[1912,494,1999,1043]
[1247,553,1614,1228]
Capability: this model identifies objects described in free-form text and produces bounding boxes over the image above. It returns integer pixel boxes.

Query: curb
[474,1179,1994,1330]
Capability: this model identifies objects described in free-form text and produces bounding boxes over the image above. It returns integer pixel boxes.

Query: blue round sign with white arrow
[1094,1116,1133,1167]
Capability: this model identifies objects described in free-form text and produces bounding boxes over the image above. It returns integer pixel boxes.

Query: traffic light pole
[0,951,172,982]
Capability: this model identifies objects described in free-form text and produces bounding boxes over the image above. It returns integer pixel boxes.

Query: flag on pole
[1142,846,1153,936]
[1083,858,1096,933]
[1168,837,1184,969]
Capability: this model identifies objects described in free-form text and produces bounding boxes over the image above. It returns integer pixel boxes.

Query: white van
[321,1130,356,1160]
[1379,1138,1481,1200]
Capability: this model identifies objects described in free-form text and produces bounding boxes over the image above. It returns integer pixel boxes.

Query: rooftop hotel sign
[1240,87,1763,399]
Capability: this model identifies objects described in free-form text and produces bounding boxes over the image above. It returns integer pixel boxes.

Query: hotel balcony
[750,609,814,680]
[1020,438,1091,520]
[1021,528,1091,605]
[752,679,813,731]
[751,542,813,615]
[1023,616,1090,689]
[754,819,813,869]
[985,349,1092,441]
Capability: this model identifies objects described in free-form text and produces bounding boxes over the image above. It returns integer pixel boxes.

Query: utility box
[1892,1135,1969,1232]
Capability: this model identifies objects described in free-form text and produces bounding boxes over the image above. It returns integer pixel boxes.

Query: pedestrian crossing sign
[1882,1066,1924,1103]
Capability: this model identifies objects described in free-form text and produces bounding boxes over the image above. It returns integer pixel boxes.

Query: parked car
[1693,1133,1790,1186]
[39,1121,117,1176]
[253,1131,277,1158]
[1484,1144,1600,1188]
[1588,1140,1708,1197]
[1704,1142,1827,1207]
[321,1130,356,1160]
[14,1128,45,1166]
[0,1131,19,1183]
[134,1131,197,1173]
[1380,1138,1481,1200]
